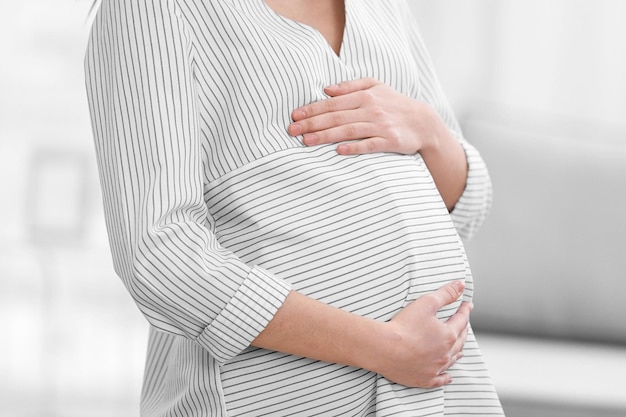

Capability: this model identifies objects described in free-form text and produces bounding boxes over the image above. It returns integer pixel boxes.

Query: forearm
[252,290,390,373]
[418,104,468,212]
[252,281,471,388]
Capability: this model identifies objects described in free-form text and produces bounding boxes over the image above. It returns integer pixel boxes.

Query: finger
[449,326,469,358]
[445,301,472,335]
[289,109,364,137]
[324,77,382,96]
[291,94,360,122]
[440,351,465,378]
[425,373,453,389]
[302,123,376,147]
[422,281,465,315]
[336,137,388,155]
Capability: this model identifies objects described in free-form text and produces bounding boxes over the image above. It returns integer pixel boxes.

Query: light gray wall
[409,0,626,128]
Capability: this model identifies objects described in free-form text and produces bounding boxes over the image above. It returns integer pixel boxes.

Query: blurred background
[1,1,624,416]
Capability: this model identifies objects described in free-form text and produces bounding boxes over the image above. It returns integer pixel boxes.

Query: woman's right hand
[372,281,472,388]
[253,280,471,389]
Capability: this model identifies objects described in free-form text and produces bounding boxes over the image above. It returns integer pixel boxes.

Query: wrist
[355,320,404,375]
[415,101,447,156]
[416,104,468,210]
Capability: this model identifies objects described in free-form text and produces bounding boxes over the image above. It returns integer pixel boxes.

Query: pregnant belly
[205,145,469,322]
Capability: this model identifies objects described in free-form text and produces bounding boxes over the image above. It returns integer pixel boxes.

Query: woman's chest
[183,0,421,180]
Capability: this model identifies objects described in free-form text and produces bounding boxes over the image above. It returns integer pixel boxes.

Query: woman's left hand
[288,77,443,155]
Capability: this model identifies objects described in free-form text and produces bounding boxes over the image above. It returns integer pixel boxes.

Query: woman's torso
[137,0,501,415]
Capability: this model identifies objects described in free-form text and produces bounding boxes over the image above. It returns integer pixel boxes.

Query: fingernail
[336,144,349,154]
[292,110,306,120]
[325,84,339,90]
[288,123,302,135]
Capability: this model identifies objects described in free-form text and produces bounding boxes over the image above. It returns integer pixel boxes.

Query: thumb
[324,77,381,96]
[425,281,465,314]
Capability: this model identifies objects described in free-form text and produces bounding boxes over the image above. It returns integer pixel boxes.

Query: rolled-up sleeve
[448,138,492,240]
[85,0,291,364]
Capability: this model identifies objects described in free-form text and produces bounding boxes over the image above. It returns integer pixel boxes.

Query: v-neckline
[257,0,349,59]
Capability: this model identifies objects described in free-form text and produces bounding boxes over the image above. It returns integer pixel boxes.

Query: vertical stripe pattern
[85,0,502,415]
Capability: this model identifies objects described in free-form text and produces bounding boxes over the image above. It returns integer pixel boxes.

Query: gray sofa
[460,110,626,344]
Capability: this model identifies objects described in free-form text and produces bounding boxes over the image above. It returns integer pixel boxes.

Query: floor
[478,334,626,417]
[502,399,626,417]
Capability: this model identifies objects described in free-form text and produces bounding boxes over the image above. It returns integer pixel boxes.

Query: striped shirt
[85,0,503,415]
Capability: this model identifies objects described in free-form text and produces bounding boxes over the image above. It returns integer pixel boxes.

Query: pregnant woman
[85,0,504,415]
